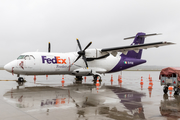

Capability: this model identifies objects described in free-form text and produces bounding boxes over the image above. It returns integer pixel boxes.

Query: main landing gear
[75,76,83,84]
[74,75,102,84]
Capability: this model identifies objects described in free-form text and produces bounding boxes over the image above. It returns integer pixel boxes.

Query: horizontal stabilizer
[124,33,162,40]
[101,41,175,53]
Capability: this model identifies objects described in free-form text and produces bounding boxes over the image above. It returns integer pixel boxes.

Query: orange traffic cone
[46,75,48,80]
[61,75,65,87]
[96,77,100,87]
[168,86,173,97]
[96,78,100,93]
[34,75,36,83]
[118,75,122,87]
[149,77,153,86]
[148,74,151,80]
[118,75,122,83]
[140,76,144,90]
[84,76,86,83]
[148,87,153,97]
[140,76,143,85]
[111,75,113,85]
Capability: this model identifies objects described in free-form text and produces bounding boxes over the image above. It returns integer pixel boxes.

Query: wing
[101,41,175,56]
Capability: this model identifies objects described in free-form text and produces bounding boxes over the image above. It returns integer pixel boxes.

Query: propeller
[73,38,92,68]
[48,42,51,52]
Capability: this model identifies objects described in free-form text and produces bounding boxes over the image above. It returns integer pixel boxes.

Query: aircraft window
[24,55,30,60]
[30,55,35,59]
[17,55,25,59]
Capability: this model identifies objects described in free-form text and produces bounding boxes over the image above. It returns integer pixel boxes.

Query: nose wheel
[18,77,25,82]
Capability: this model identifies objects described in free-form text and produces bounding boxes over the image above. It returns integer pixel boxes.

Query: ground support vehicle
[159,67,180,95]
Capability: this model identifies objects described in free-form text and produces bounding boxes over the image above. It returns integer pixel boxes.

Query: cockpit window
[30,55,35,59]
[24,55,30,60]
[17,55,35,60]
[17,55,25,59]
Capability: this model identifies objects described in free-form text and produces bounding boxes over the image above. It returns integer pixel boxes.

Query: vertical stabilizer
[121,32,146,59]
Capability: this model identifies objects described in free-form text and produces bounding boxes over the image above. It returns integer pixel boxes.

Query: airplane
[4,32,174,83]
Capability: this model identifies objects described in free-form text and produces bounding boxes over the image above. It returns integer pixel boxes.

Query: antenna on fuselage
[48,42,51,52]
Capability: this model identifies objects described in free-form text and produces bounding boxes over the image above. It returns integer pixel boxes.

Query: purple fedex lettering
[42,56,57,64]
[52,57,57,64]
[42,56,47,63]
[42,56,66,64]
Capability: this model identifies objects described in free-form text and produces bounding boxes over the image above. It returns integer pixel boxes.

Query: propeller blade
[73,55,81,63]
[76,38,82,51]
[48,42,51,52]
[83,42,92,51]
[82,55,88,68]
[74,39,91,68]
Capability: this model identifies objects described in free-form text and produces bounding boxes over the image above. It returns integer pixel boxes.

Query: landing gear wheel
[75,76,83,84]
[163,86,168,94]
[18,77,24,82]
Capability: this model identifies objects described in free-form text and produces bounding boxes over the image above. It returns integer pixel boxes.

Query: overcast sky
[0,0,179,66]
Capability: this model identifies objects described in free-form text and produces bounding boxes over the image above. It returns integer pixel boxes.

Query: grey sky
[0,0,179,66]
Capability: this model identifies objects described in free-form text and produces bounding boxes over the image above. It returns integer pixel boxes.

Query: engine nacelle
[72,68,107,76]
[72,68,92,76]
[85,49,109,59]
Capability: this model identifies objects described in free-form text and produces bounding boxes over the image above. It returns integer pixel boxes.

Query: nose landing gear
[17,77,25,86]
[18,77,25,82]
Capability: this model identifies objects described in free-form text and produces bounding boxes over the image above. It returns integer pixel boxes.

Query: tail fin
[121,32,160,59]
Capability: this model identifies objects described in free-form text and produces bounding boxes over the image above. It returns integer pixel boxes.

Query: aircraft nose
[4,63,12,72]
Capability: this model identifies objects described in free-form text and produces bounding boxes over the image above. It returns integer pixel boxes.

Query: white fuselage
[4,51,120,76]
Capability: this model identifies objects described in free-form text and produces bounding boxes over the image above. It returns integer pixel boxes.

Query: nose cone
[4,63,12,72]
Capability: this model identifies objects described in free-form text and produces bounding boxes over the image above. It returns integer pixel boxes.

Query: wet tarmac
[0,70,179,120]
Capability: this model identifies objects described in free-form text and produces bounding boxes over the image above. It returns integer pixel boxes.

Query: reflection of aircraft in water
[3,84,145,119]
[160,94,180,119]
[107,86,146,119]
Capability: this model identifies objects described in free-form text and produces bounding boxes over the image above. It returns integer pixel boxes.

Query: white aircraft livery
[4,32,174,83]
